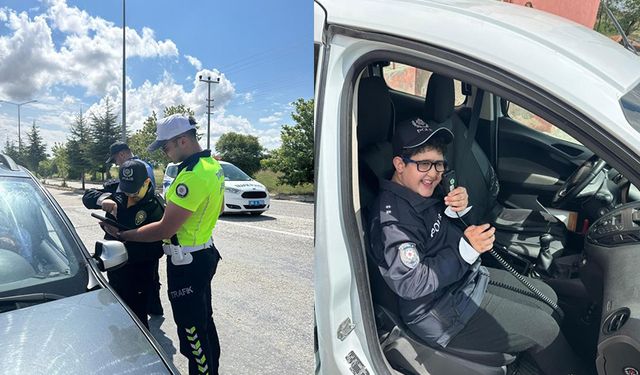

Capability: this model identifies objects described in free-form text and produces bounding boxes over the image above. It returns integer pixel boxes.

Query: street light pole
[198,75,220,149]
[0,99,37,150]
[121,0,127,141]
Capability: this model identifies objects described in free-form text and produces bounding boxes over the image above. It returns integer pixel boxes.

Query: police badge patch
[176,183,189,198]
[398,242,419,269]
[135,210,147,226]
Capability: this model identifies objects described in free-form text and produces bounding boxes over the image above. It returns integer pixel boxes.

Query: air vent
[602,307,630,334]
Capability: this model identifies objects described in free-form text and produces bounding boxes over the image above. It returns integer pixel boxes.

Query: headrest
[424,73,454,123]
[357,76,393,148]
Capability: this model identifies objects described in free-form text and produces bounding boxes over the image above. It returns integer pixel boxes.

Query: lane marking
[219,221,313,239]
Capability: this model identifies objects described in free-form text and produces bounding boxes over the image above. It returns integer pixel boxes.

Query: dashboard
[583,202,640,374]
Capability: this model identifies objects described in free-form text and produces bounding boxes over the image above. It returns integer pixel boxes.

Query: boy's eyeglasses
[402,157,447,172]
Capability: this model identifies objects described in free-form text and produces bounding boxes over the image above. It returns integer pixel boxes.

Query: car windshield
[0,178,83,296]
[221,163,252,181]
[166,164,179,179]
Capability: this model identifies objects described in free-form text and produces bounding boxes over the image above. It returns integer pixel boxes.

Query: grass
[253,169,314,196]
[86,167,313,196]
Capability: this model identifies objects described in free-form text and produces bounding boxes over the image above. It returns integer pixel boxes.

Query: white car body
[163,160,270,215]
[314,1,640,375]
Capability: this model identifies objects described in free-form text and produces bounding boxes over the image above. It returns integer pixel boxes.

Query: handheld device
[442,170,562,316]
[91,213,131,231]
[442,169,457,194]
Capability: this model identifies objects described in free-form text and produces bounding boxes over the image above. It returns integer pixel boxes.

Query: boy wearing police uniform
[368,118,585,375]
[102,114,224,375]
[83,159,164,328]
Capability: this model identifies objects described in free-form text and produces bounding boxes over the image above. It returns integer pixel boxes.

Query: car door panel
[498,117,593,206]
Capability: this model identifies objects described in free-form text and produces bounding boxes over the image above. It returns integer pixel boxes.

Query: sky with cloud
[0,0,312,153]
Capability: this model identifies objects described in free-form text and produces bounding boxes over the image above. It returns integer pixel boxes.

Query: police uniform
[83,161,164,328]
[369,179,487,347]
[164,149,224,375]
[369,118,586,374]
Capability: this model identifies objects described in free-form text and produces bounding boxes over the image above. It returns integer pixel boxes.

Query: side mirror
[93,240,128,272]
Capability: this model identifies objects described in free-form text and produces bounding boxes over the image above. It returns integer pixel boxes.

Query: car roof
[319,0,640,91]
[317,0,640,155]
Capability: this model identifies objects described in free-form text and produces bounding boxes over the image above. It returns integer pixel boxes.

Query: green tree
[51,142,69,182]
[617,0,640,36]
[3,138,22,165]
[24,120,48,175]
[66,110,92,187]
[264,98,314,186]
[89,98,120,179]
[128,105,197,168]
[215,132,265,176]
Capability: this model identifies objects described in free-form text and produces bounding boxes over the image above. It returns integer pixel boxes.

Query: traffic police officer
[83,159,164,328]
[102,114,224,375]
[106,140,162,316]
[368,117,586,375]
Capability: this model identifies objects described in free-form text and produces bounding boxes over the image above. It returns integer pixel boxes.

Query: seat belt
[463,88,494,190]
[464,88,484,151]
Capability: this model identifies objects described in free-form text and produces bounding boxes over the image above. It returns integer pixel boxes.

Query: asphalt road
[47,187,314,375]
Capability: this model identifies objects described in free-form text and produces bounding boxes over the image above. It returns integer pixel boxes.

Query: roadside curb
[43,180,316,204]
[271,194,315,204]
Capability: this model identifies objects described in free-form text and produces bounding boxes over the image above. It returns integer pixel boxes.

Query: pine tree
[24,120,48,175]
[66,110,92,188]
[2,138,21,165]
[89,98,121,179]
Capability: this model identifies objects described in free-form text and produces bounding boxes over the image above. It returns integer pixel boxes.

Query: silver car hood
[0,289,170,374]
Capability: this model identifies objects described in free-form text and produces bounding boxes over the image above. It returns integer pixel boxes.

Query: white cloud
[185,55,202,70]
[0,0,178,100]
[0,1,283,154]
[259,115,281,124]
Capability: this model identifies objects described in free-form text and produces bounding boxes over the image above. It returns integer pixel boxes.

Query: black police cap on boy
[392,117,454,156]
[106,141,130,163]
[118,159,148,194]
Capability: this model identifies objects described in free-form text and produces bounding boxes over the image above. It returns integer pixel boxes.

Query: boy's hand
[464,224,495,253]
[444,186,468,212]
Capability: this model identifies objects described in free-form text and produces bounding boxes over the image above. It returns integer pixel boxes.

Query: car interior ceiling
[354,61,640,374]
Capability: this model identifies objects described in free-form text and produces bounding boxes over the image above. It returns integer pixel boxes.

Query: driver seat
[423,74,567,262]
[357,75,516,374]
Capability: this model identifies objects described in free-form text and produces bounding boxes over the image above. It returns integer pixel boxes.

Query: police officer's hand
[464,224,495,253]
[444,186,468,212]
[99,222,120,239]
[101,199,118,218]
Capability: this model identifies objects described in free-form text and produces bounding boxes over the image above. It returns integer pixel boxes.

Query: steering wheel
[552,155,606,207]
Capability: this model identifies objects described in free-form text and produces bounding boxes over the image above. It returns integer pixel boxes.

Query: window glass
[166,164,179,178]
[507,102,582,145]
[382,62,467,106]
[221,163,252,181]
[0,178,81,293]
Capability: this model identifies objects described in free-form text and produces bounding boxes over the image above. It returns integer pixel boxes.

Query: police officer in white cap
[101,114,225,375]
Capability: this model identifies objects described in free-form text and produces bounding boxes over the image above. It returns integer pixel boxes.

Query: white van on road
[314,1,640,374]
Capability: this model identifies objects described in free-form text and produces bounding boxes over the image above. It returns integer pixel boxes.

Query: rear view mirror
[93,240,128,272]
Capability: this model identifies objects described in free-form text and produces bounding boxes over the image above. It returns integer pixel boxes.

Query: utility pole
[198,75,220,149]
[121,0,127,141]
[0,99,37,151]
